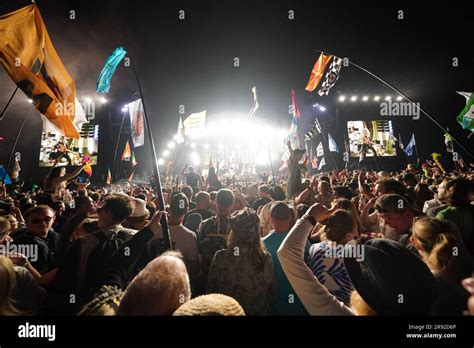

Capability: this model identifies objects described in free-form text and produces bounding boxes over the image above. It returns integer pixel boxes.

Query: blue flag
[328,133,339,153]
[96,47,127,93]
[404,134,416,156]
[0,165,12,185]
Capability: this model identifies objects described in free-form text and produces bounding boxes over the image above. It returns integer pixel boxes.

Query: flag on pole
[398,133,405,150]
[96,47,127,93]
[305,53,333,92]
[121,140,132,161]
[318,157,326,170]
[316,142,324,157]
[404,134,416,156]
[183,110,206,135]
[128,171,134,182]
[328,133,339,153]
[83,162,92,177]
[176,117,185,144]
[456,92,474,131]
[128,99,145,148]
[247,86,259,119]
[281,115,301,161]
[318,57,343,96]
[291,89,301,118]
[10,158,21,180]
[0,4,80,138]
[107,168,112,185]
[0,165,12,185]
[444,133,454,153]
[305,118,322,141]
[131,152,138,167]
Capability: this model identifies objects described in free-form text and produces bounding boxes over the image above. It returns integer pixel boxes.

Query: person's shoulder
[175,225,197,238]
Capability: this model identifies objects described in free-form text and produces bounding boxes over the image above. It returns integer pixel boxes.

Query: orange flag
[305,53,332,92]
[0,5,79,138]
[121,140,132,160]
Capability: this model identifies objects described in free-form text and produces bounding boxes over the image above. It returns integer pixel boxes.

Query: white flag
[176,116,185,144]
[247,86,259,119]
[128,99,145,148]
[318,157,326,170]
[316,142,324,157]
[183,110,206,135]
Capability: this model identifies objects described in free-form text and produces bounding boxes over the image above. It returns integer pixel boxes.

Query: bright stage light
[385,96,391,101]
[173,134,178,141]
[218,144,223,149]
[350,96,357,102]
[374,96,380,101]
[396,96,403,101]
[168,141,175,149]
[339,96,346,102]
[190,143,196,149]
[319,106,326,111]
[28,99,33,104]
[362,96,369,101]
[190,152,200,166]
[121,107,127,112]
[84,97,93,104]
[163,150,170,157]
[158,158,164,165]
[204,144,210,150]
[99,97,107,104]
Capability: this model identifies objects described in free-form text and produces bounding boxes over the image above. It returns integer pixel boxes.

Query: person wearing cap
[277,202,437,315]
[286,140,306,199]
[183,191,213,225]
[124,198,150,231]
[145,193,200,279]
[263,202,309,315]
[423,179,449,217]
[207,207,276,315]
[197,189,235,293]
[359,178,405,234]
[374,194,423,254]
[252,185,272,212]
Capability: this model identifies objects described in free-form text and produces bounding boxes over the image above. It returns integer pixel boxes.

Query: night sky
[1,1,473,183]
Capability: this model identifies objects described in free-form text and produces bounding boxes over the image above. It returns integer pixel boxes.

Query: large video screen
[39,124,99,167]
[347,120,397,158]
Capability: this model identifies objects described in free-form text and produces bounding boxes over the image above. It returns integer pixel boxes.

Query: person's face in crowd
[374,183,386,197]
[57,202,66,214]
[8,216,18,231]
[248,186,258,198]
[259,190,269,199]
[217,203,233,217]
[26,209,55,238]
[379,210,414,234]
[80,196,96,214]
[318,182,330,195]
[97,204,116,229]
[436,180,448,201]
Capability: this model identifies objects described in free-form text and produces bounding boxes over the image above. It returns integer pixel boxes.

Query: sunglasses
[31,216,53,224]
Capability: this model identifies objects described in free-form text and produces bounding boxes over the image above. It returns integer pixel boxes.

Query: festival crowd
[0,148,473,316]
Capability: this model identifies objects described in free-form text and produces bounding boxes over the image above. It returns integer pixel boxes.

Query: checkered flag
[318,57,343,96]
[305,118,322,141]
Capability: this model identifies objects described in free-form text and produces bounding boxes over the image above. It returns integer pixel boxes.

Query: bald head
[117,251,191,315]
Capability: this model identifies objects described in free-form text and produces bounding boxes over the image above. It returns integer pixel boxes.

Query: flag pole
[315,117,338,171]
[312,49,474,159]
[413,135,420,166]
[0,86,19,121]
[130,58,172,251]
[112,109,127,180]
[2,106,33,184]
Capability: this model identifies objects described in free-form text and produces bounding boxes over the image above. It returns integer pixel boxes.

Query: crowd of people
[0,156,473,316]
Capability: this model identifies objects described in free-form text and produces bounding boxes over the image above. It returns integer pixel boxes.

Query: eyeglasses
[30,216,53,224]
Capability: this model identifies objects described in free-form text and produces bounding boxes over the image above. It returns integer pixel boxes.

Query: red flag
[305,52,332,92]
[291,89,301,119]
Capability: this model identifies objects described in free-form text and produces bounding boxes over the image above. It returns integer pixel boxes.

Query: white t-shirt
[150,224,200,272]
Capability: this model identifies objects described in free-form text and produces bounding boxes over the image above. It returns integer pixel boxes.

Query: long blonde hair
[412,217,460,271]
[0,256,21,315]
